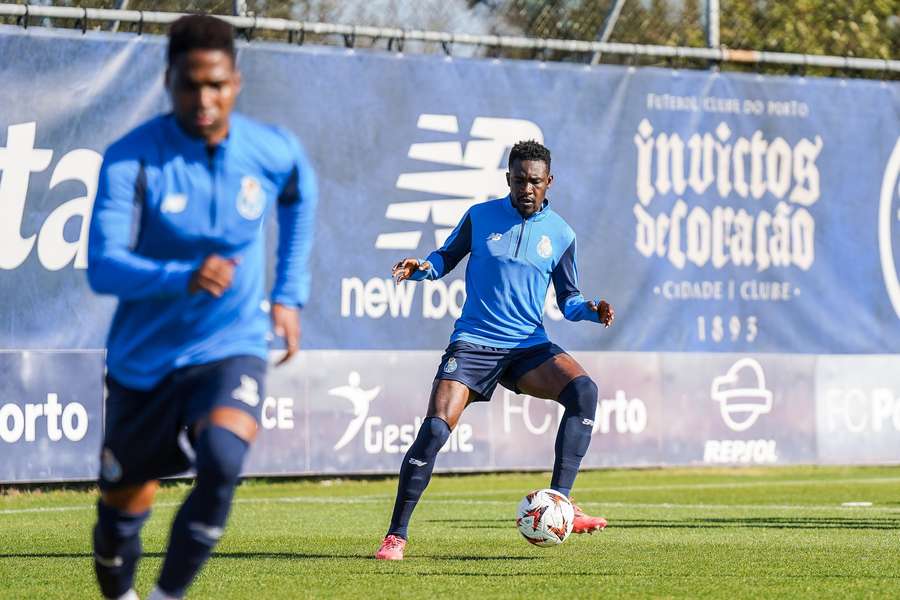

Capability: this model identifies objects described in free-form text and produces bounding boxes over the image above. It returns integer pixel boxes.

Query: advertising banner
[2,26,899,480]
[0,351,104,482]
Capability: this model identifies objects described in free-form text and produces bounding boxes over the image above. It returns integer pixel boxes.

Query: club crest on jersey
[236,176,265,220]
[537,235,553,258]
[444,357,458,374]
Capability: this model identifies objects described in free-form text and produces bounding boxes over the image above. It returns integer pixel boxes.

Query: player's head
[165,14,241,145]
[507,140,553,218]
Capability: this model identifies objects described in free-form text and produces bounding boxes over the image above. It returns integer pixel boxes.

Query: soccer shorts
[433,340,566,402]
[98,355,266,490]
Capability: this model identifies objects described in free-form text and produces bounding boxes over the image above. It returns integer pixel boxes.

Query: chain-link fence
[3,1,899,77]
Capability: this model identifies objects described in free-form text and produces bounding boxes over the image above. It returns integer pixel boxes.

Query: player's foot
[146,586,180,600]
[374,534,407,560]
[109,590,140,600]
[570,499,607,534]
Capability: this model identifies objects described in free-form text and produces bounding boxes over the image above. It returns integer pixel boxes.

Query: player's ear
[505,171,510,187]
[546,173,554,188]
[164,67,173,91]
[232,69,242,95]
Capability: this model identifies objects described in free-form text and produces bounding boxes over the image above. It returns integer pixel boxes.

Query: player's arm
[87,150,198,300]
[270,134,318,364]
[392,211,473,283]
[550,238,614,327]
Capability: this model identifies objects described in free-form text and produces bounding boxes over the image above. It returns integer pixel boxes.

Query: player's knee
[559,376,598,418]
[101,481,158,513]
[195,425,248,486]
[418,417,451,454]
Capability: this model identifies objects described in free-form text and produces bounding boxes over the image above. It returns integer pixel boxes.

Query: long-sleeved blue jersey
[411,195,601,348]
[88,112,317,390]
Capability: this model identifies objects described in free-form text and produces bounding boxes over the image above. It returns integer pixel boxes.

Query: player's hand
[588,299,615,328]
[392,258,431,283]
[272,303,301,366]
[189,255,238,297]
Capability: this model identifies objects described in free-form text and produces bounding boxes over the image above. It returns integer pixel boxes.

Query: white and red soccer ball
[516,489,574,547]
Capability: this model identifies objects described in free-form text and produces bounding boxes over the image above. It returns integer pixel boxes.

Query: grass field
[3,466,900,599]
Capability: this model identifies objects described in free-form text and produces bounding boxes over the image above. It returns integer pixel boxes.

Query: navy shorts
[434,341,566,401]
[99,355,266,490]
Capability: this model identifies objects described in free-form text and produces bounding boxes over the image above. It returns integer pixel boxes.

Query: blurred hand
[272,303,301,366]
[392,258,431,284]
[189,255,238,297]
[588,299,615,328]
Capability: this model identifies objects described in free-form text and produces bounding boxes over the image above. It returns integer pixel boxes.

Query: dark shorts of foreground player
[98,355,266,490]
[434,340,566,401]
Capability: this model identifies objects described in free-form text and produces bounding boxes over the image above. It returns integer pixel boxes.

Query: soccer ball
[516,489,575,547]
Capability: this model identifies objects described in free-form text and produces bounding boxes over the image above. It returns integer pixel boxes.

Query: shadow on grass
[0,551,538,561]
[614,516,900,530]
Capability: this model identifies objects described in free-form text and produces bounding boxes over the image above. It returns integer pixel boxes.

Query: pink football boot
[375,534,407,560]
[570,500,608,534]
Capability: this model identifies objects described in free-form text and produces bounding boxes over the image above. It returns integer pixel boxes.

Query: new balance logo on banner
[376,114,544,251]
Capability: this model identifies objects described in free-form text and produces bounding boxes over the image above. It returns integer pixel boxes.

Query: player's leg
[94,482,159,600]
[154,357,264,599]
[513,350,606,532]
[378,342,501,559]
[94,375,183,600]
[381,379,474,549]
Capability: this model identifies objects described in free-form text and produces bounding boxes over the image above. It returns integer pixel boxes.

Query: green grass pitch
[3,466,900,599]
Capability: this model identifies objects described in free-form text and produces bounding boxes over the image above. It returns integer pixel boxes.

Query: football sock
[387,416,451,539]
[157,426,248,598]
[551,376,598,497]
[93,501,150,600]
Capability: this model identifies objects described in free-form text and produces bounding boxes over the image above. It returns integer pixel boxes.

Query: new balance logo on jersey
[161,193,187,214]
[376,115,544,251]
[408,458,428,467]
[232,375,260,407]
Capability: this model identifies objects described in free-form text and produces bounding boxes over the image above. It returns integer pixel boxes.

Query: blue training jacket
[411,195,601,348]
[87,112,317,390]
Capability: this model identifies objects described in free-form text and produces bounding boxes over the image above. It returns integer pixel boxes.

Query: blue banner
[2,26,899,355]
[1,26,900,481]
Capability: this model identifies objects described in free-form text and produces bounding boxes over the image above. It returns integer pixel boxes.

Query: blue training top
[411,195,601,348]
[87,112,317,390]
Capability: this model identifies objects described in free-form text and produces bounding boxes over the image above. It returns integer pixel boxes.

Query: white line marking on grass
[4,496,900,517]
[584,501,900,512]
[424,476,900,498]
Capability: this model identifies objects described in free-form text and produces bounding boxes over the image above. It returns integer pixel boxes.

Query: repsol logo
[0,393,89,443]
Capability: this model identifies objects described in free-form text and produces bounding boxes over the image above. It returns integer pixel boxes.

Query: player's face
[166,49,241,145]
[507,159,553,218]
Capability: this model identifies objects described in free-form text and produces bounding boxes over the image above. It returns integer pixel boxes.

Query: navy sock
[93,500,149,599]
[551,376,598,497]
[387,417,451,539]
[157,426,248,598]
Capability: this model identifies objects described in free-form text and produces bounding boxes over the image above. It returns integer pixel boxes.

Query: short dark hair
[167,14,236,67]
[509,140,551,170]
